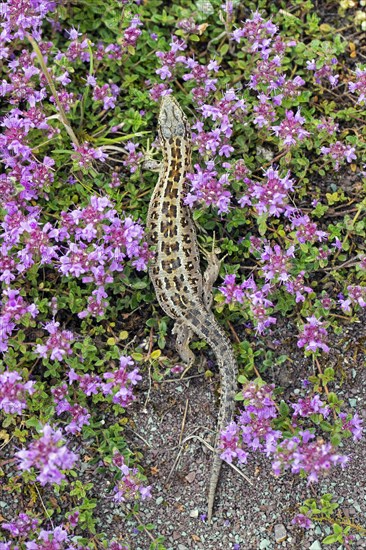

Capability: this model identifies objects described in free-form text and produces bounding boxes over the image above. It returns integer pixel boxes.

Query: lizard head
[158,95,190,140]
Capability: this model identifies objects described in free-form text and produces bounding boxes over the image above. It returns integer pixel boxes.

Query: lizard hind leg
[201,235,225,311]
[172,319,196,377]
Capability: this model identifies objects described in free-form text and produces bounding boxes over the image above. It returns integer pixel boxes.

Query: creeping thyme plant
[0,0,365,547]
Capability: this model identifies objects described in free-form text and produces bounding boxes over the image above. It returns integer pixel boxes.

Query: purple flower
[292,513,313,529]
[92,82,119,110]
[307,58,339,87]
[317,117,339,135]
[239,167,294,217]
[339,285,366,313]
[71,142,107,169]
[273,431,348,482]
[64,404,90,434]
[35,320,74,362]
[52,384,91,434]
[220,422,248,464]
[185,161,232,214]
[122,15,142,49]
[272,110,309,148]
[220,382,282,463]
[2,512,39,537]
[75,372,102,396]
[253,94,276,127]
[219,274,276,334]
[297,316,329,353]
[38,525,69,545]
[219,274,246,303]
[0,370,35,414]
[51,196,150,317]
[231,12,277,49]
[349,67,366,103]
[112,452,151,502]
[285,272,312,303]
[155,36,187,84]
[123,141,143,173]
[292,395,330,418]
[339,412,363,442]
[321,141,356,171]
[101,355,142,407]
[290,214,328,244]
[0,0,56,40]
[156,65,172,80]
[150,83,172,101]
[87,75,97,86]
[260,244,295,283]
[15,424,78,485]
[170,364,184,375]
[0,288,39,352]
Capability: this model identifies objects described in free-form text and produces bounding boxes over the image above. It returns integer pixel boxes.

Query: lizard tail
[185,309,238,523]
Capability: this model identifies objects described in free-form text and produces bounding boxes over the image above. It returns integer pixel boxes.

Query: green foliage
[298,493,366,545]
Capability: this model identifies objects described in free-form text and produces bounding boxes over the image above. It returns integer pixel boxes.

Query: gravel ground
[88,312,366,549]
[1,314,364,549]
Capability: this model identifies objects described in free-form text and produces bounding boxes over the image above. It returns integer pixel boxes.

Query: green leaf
[322,534,340,544]
[279,400,290,416]
[333,523,343,535]
[234,391,244,401]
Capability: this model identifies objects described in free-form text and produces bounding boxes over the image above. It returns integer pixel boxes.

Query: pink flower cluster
[297,316,329,353]
[123,141,144,173]
[71,142,108,170]
[2,512,39,538]
[289,213,328,244]
[15,424,78,486]
[0,370,35,414]
[86,77,120,110]
[0,288,38,352]
[0,0,56,41]
[50,195,150,318]
[35,320,74,362]
[112,452,152,503]
[219,274,276,333]
[306,57,339,87]
[339,285,366,313]
[321,141,356,171]
[63,355,141,413]
[272,109,309,148]
[349,67,366,103]
[183,90,246,212]
[154,34,220,103]
[220,381,356,484]
[272,431,348,483]
[1,512,88,549]
[185,161,231,214]
[239,168,294,217]
[260,243,295,283]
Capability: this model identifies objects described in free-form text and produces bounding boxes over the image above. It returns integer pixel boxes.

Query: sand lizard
[146,95,238,522]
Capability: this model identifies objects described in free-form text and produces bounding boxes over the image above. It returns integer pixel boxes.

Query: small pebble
[185,471,196,483]
[274,523,287,543]
[309,542,322,550]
